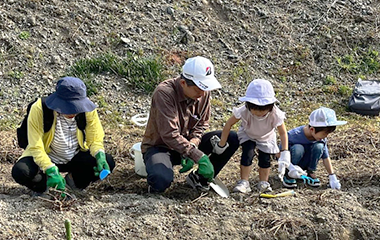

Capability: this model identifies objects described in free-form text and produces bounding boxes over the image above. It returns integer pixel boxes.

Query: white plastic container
[129,142,147,177]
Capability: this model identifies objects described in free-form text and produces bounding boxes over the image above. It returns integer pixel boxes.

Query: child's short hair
[245,102,274,111]
[309,125,336,133]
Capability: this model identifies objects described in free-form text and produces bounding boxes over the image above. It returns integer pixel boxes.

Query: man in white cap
[141,56,239,193]
[283,107,347,189]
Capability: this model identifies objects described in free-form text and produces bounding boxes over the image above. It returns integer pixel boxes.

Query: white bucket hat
[239,79,277,105]
[182,56,221,91]
[309,107,347,127]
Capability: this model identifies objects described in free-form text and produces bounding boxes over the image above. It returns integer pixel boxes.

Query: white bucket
[129,142,147,177]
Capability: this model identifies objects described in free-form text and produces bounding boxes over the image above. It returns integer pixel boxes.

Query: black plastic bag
[348,79,380,116]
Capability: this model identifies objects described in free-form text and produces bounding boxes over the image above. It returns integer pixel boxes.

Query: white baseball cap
[182,56,221,91]
[309,107,347,127]
[239,79,277,105]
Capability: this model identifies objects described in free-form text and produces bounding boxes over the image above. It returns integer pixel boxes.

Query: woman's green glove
[45,165,66,191]
[179,158,194,173]
[197,155,214,182]
[94,151,110,177]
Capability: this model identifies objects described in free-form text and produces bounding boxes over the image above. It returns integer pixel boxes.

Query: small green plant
[231,63,249,83]
[337,49,380,75]
[338,85,352,97]
[95,95,108,108]
[84,79,101,96]
[337,54,356,72]
[67,52,164,94]
[19,31,30,40]
[322,85,338,94]
[65,219,72,240]
[324,75,336,85]
[8,70,24,79]
[211,98,224,107]
[361,50,380,74]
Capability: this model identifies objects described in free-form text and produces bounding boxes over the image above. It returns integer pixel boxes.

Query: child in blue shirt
[283,107,346,189]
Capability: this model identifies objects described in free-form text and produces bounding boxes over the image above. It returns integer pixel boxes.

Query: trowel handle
[275,190,295,197]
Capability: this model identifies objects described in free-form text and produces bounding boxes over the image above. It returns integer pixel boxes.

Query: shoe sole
[261,188,273,193]
[283,182,297,188]
[307,182,321,187]
[186,175,209,192]
[232,187,252,193]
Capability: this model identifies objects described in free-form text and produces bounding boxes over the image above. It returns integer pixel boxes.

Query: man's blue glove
[94,151,110,177]
[197,155,214,182]
[179,157,194,173]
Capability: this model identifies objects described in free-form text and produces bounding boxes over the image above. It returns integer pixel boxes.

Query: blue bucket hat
[46,77,96,114]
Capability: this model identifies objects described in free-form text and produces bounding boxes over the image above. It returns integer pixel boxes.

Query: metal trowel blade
[210,176,230,198]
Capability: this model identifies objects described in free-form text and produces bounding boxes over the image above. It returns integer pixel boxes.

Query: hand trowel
[210,176,230,198]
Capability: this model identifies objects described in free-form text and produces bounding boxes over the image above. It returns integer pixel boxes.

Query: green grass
[337,49,380,75]
[19,31,30,40]
[324,75,336,85]
[66,52,164,95]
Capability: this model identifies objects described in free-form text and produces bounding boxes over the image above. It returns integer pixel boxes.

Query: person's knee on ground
[147,164,174,192]
[12,157,47,193]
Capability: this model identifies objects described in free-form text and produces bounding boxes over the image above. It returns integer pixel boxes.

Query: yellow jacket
[20,98,105,171]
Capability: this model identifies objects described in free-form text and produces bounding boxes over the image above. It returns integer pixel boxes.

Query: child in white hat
[213,79,289,193]
[282,107,346,189]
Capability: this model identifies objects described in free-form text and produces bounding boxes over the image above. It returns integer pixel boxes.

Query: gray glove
[210,135,229,155]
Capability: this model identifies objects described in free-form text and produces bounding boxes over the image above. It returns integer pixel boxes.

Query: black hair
[180,74,196,87]
[309,125,336,133]
[245,102,274,112]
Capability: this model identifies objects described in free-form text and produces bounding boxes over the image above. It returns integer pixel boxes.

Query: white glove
[277,150,291,180]
[278,151,291,167]
[329,174,341,189]
[278,162,286,180]
[210,135,229,155]
[288,163,307,179]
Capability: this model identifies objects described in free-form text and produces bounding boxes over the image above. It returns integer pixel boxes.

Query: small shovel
[260,190,295,198]
[210,176,230,198]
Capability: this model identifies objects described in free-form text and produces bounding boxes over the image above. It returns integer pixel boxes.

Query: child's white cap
[182,56,221,91]
[239,79,277,105]
[309,107,347,127]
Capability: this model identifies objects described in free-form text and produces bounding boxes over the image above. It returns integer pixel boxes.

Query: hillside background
[0,0,380,239]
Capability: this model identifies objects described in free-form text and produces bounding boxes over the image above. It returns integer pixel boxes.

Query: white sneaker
[257,181,272,193]
[233,180,252,193]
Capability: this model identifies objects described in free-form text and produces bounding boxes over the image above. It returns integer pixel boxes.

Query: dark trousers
[143,130,239,192]
[241,140,272,168]
[12,151,115,193]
